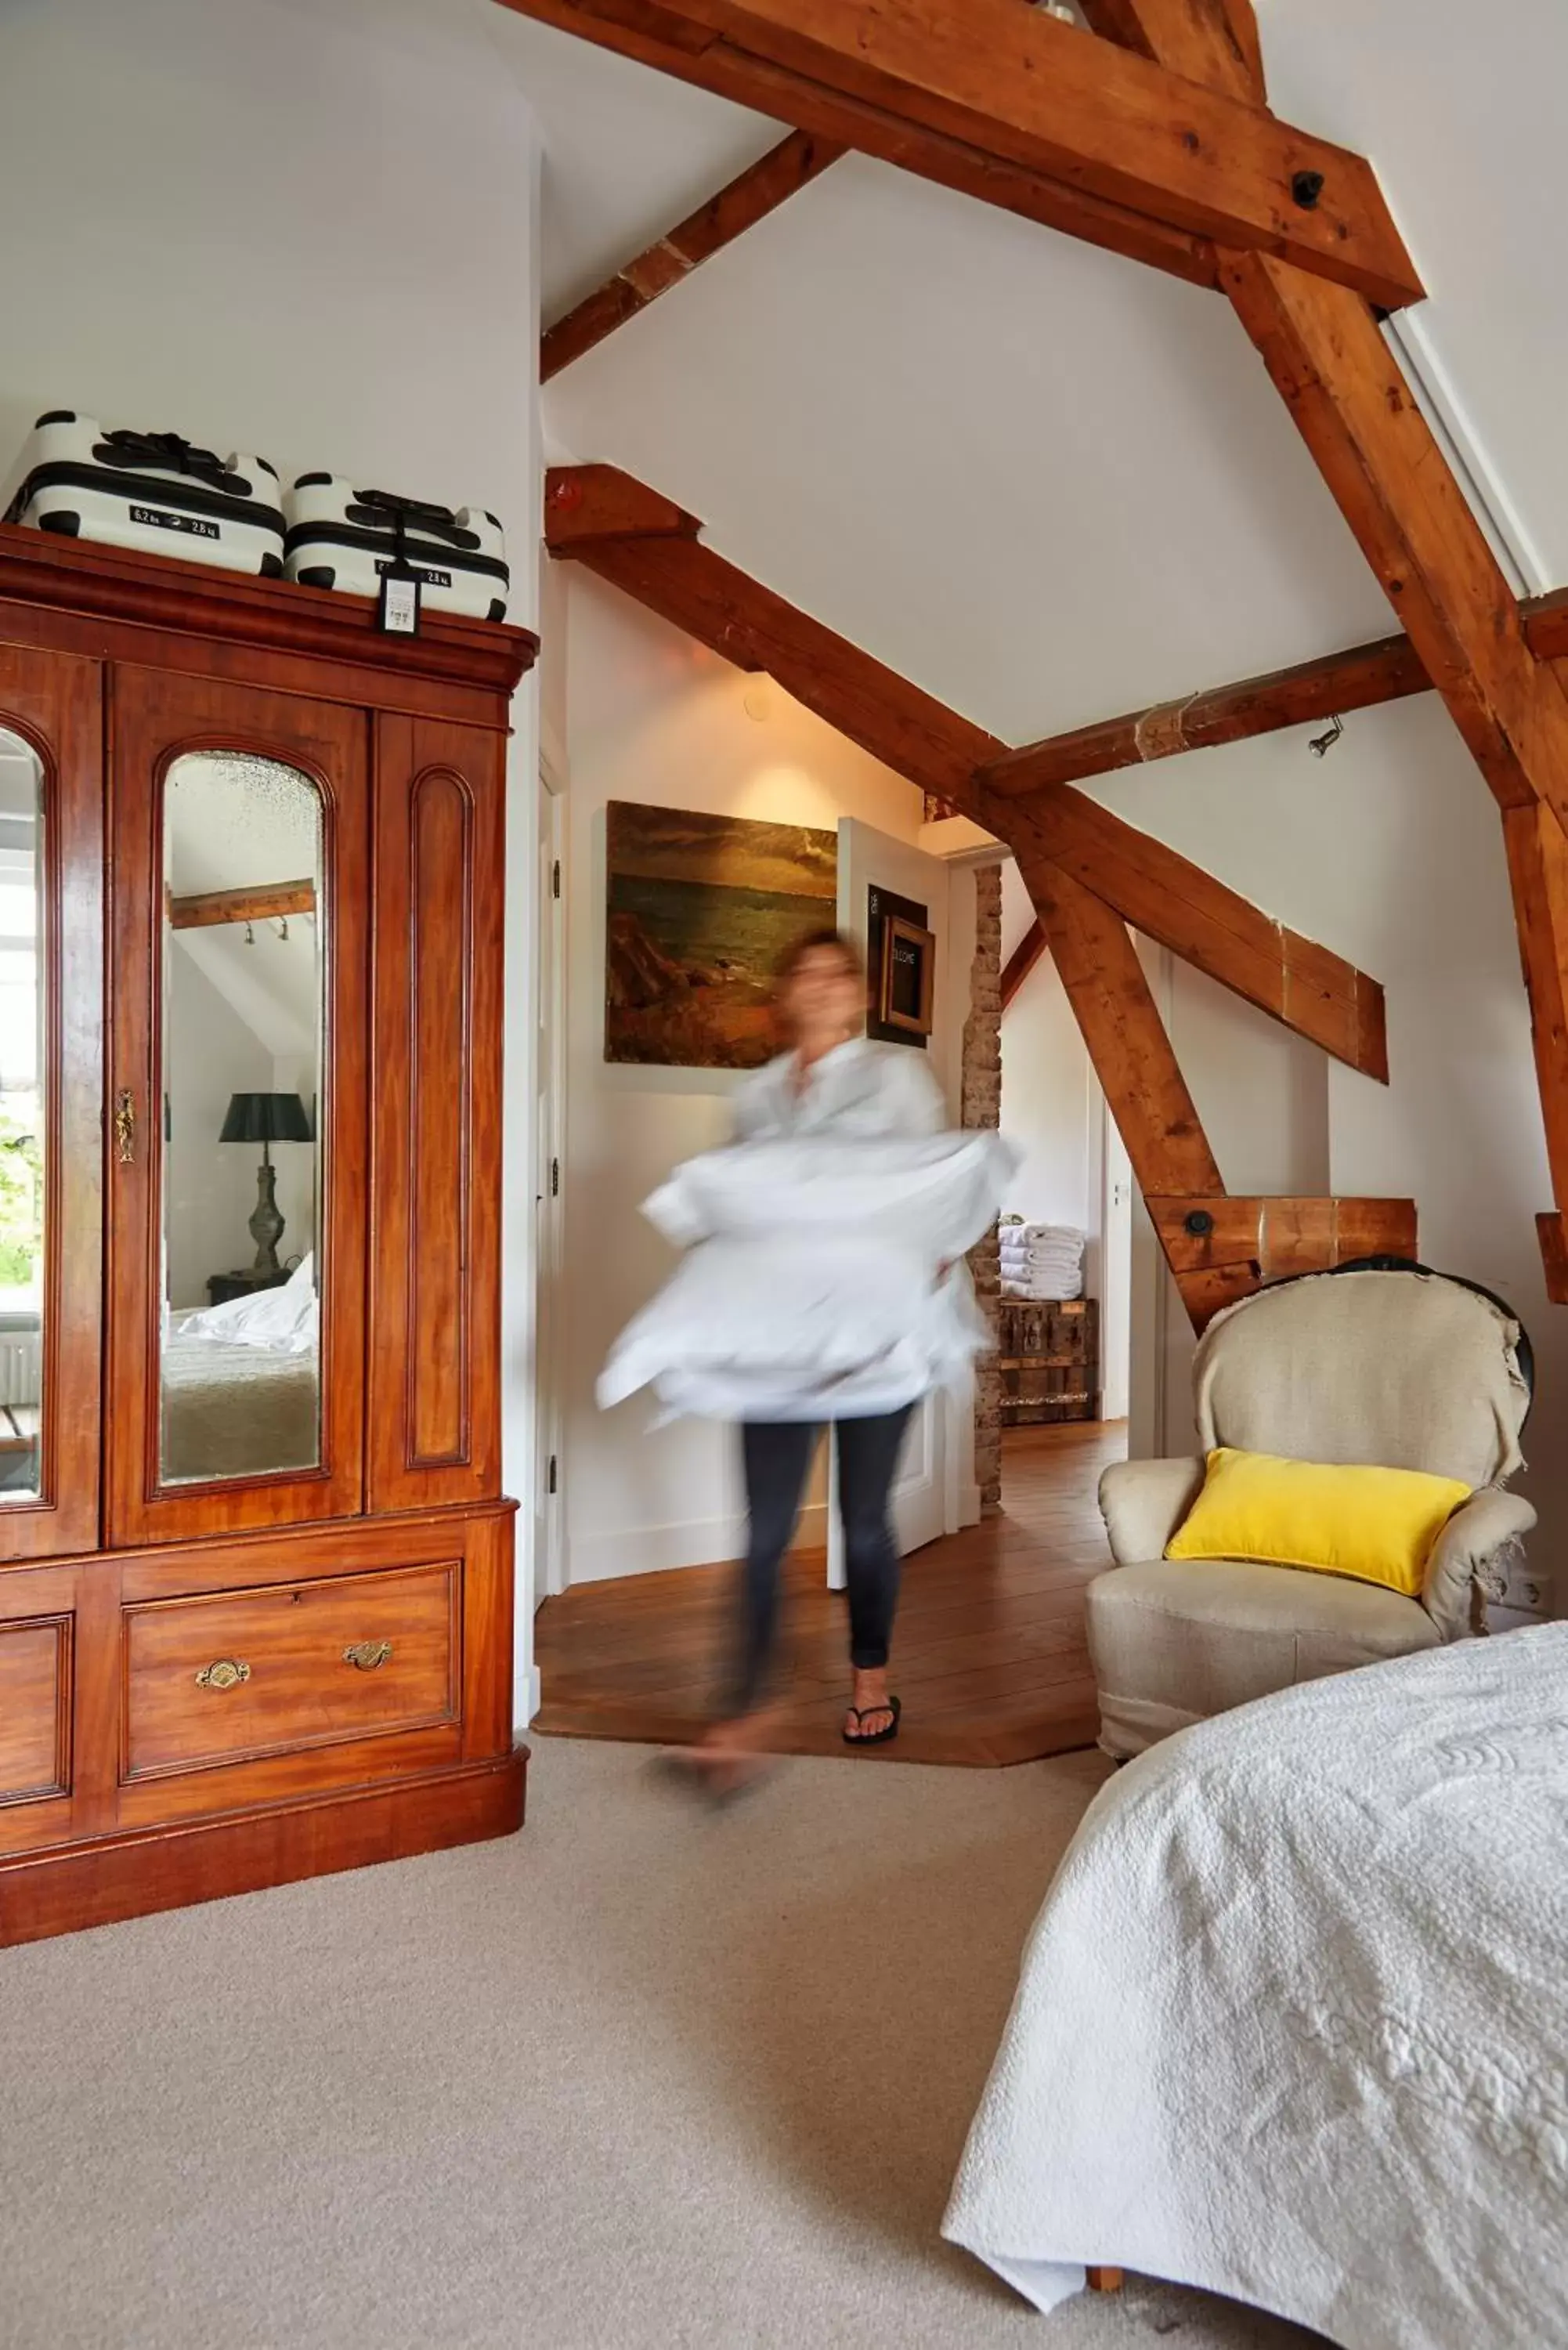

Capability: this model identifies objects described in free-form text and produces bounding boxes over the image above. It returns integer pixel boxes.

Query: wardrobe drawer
[0,1614,70,1806]
[123,1562,460,1781]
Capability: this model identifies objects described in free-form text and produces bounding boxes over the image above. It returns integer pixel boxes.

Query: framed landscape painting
[605,801,837,1068]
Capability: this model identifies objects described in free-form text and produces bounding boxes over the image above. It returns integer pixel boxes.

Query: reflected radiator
[0,1329,41,1408]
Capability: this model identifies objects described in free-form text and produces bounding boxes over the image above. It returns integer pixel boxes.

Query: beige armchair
[1090,1266,1536,1759]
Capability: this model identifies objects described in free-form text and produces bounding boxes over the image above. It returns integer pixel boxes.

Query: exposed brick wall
[963,861,1004,1513]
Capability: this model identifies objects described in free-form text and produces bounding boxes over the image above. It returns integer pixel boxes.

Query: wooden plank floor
[533,1419,1126,1766]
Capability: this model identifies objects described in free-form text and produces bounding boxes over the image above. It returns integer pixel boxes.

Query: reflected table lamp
[219,1091,313,1274]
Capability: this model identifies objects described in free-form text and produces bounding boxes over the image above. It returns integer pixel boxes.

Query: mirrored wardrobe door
[0,646,103,1564]
[106,670,367,1547]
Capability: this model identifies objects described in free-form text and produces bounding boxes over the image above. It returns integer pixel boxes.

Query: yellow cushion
[1165,1447,1472,1599]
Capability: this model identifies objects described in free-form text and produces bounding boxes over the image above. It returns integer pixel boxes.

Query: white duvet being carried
[943,1624,1568,2349]
[598,1130,1016,1422]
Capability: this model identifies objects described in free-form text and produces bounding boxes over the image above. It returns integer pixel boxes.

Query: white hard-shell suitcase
[284,475,509,621]
[1,412,285,575]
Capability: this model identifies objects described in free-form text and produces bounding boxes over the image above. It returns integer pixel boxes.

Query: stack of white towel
[998,1220,1085,1302]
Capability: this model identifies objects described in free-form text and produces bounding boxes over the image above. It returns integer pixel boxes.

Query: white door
[533,774,567,1602]
[828,818,956,1583]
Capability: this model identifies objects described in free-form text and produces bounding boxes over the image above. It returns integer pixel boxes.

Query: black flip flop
[842,1695,901,1747]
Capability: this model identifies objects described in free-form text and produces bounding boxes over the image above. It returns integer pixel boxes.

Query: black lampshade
[219,1091,313,1145]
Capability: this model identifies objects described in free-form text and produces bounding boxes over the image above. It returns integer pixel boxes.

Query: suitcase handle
[348,487,482,553]
[94,430,251,499]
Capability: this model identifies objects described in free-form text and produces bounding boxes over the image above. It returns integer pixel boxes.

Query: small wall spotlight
[1309,714,1345,759]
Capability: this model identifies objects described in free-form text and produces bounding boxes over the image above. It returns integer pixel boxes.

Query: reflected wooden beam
[542,131,845,381]
[170,880,315,931]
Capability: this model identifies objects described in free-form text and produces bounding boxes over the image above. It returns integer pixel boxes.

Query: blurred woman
[698,928,948,1784]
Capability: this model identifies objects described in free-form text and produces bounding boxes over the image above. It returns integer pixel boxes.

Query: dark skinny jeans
[732,1405,914,1714]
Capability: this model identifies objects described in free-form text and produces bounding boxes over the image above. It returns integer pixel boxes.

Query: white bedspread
[944,1625,1568,2348]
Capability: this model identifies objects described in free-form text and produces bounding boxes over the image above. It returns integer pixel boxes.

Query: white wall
[0,0,547,1700]
[998,865,1094,1236]
[164,957,272,1307]
[559,566,930,1582]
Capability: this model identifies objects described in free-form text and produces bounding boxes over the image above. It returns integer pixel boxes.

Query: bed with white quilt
[161,1256,319,1482]
[943,1625,1568,2350]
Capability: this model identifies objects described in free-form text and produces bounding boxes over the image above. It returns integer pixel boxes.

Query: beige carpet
[0,1738,1329,2350]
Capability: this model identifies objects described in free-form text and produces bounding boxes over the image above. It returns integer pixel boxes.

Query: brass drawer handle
[195,1658,251,1691]
[114,1089,135,1166]
[343,1640,393,1672]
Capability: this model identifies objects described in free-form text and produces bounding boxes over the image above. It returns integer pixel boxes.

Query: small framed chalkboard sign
[880,913,936,1036]
[867,884,935,1046]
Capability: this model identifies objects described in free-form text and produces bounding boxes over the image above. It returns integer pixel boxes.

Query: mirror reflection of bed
[159,750,324,1485]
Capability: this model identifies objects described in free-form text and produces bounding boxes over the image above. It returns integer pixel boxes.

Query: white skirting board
[520,1665,541,1728]
[565,1499,829,1585]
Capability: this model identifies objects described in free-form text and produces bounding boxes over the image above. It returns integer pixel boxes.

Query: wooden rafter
[546,465,1412,1324]
[544,463,1389,1083]
[981,632,1428,801]
[1000,918,1049,1012]
[1097,0,1568,1296]
[1025,859,1413,1327]
[541,131,844,381]
[496,0,1421,307]
[980,589,1568,804]
[1224,256,1568,834]
[1078,0,1263,103]
[1147,1193,1419,1329]
[1023,855,1223,1202]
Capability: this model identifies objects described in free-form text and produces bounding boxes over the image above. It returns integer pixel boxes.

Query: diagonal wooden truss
[522,0,1568,1312]
[547,460,1412,1328]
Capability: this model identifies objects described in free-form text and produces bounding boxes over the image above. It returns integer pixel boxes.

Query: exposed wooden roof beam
[541,131,844,381]
[1025,854,1223,1202]
[544,463,1389,1080]
[1225,256,1568,833]
[1078,0,1264,104]
[506,0,1216,291]
[1000,918,1050,1012]
[543,464,701,547]
[1099,0,1568,1293]
[1024,858,1412,1330]
[977,588,1568,805]
[495,0,1421,307]
[983,631,1428,801]
[1503,803,1568,1303]
[1149,1195,1419,1329]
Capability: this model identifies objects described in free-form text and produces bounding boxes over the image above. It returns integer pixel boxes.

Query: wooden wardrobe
[0,526,533,1947]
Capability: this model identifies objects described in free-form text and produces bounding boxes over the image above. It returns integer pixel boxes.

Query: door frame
[532,759,568,1604]
[829,815,959,1584]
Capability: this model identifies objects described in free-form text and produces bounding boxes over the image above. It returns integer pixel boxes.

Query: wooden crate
[995,1296,1100,1426]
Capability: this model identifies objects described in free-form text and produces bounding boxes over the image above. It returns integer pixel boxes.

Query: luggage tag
[377,508,421,637]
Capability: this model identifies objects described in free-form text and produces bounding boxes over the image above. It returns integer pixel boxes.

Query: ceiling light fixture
[1309,714,1345,758]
